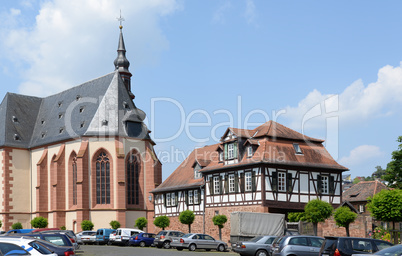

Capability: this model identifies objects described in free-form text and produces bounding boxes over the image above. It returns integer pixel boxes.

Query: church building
[0,25,161,232]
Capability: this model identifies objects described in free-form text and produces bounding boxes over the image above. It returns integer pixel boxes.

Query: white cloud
[212,1,232,24]
[281,63,402,131]
[244,0,257,25]
[0,0,180,97]
[339,145,384,167]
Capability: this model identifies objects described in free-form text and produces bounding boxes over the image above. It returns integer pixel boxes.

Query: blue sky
[1,0,402,180]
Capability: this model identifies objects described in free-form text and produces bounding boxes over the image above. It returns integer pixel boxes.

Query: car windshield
[157,231,167,236]
[249,236,264,242]
[182,234,193,238]
[375,245,402,256]
[28,241,54,255]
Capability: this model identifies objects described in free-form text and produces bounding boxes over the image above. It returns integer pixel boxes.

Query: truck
[230,212,298,243]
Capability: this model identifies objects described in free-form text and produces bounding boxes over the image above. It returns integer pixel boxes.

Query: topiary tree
[288,212,305,222]
[81,220,94,231]
[0,220,2,229]
[304,199,333,236]
[60,226,66,230]
[333,206,358,237]
[212,214,227,240]
[31,216,48,228]
[109,220,121,229]
[367,189,402,244]
[135,217,148,230]
[179,210,195,233]
[153,216,170,230]
[11,222,23,229]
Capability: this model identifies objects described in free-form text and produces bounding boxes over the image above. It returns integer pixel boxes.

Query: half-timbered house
[151,121,348,242]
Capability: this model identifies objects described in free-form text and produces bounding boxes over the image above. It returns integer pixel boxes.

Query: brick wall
[319,214,373,238]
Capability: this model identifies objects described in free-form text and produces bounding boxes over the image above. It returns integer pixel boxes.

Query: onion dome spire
[114,13,134,99]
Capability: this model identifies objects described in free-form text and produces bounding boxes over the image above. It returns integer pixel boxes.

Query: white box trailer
[230,212,286,243]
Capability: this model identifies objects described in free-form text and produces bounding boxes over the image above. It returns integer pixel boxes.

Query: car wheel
[139,241,146,247]
[125,240,130,246]
[177,248,183,251]
[256,249,268,256]
[163,241,171,249]
[189,243,196,251]
[206,249,211,251]
[218,244,225,252]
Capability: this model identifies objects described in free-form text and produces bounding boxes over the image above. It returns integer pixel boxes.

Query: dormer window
[194,169,202,179]
[293,143,302,154]
[247,146,253,157]
[219,152,223,162]
[228,143,234,159]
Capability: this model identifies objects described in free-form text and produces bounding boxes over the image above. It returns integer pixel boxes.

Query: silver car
[271,235,324,256]
[171,233,227,252]
[233,236,277,256]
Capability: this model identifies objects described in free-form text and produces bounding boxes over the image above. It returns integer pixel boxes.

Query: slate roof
[152,121,347,193]
[342,180,389,202]
[0,71,151,149]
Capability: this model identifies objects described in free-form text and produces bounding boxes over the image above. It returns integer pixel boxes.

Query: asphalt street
[77,244,238,256]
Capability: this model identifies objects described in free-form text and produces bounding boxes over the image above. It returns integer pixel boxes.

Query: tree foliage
[333,206,358,237]
[212,214,228,240]
[372,166,386,180]
[383,136,402,189]
[135,217,148,230]
[304,199,333,236]
[31,217,48,228]
[179,210,195,233]
[153,216,170,230]
[367,189,402,223]
[0,220,2,228]
[109,220,121,229]
[11,222,23,229]
[288,212,305,222]
[81,220,94,231]
[367,189,402,244]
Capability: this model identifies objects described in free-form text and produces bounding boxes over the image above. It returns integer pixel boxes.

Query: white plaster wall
[90,211,117,230]
[10,149,31,213]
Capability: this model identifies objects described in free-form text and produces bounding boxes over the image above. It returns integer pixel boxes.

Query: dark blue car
[129,233,156,247]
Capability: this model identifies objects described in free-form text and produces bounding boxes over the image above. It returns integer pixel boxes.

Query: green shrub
[81,220,94,231]
[153,216,170,230]
[109,220,121,229]
[11,222,23,229]
[31,217,48,228]
[135,217,148,230]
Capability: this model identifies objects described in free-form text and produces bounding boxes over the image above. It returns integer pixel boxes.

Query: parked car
[319,236,393,256]
[76,231,96,245]
[271,235,324,256]
[79,231,96,245]
[352,244,402,256]
[107,231,117,245]
[12,233,75,250]
[5,229,34,234]
[153,230,185,249]
[171,233,227,252]
[0,236,58,256]
[233,235,277,256]
[32,231,80,250]
[129,233,156,247]
[0,241,31,255]
[95,229,115,245]
[112,228,143,246]
[34,239,75,256]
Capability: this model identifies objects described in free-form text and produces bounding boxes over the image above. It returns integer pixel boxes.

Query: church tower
[114,24,135,99]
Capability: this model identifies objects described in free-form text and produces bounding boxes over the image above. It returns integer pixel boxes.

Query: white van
[114,228,143,245]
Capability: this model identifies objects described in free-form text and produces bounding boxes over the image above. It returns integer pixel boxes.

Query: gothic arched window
[96,152,110,204]
[72,156,77,205]
[126,153,140,205]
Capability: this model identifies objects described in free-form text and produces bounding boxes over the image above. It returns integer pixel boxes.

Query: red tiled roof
[342,180,389,202]
[152,122,346,193]
[251,121,324,142]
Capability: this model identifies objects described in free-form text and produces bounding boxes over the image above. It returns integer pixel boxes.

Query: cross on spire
[117,10,125,28]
